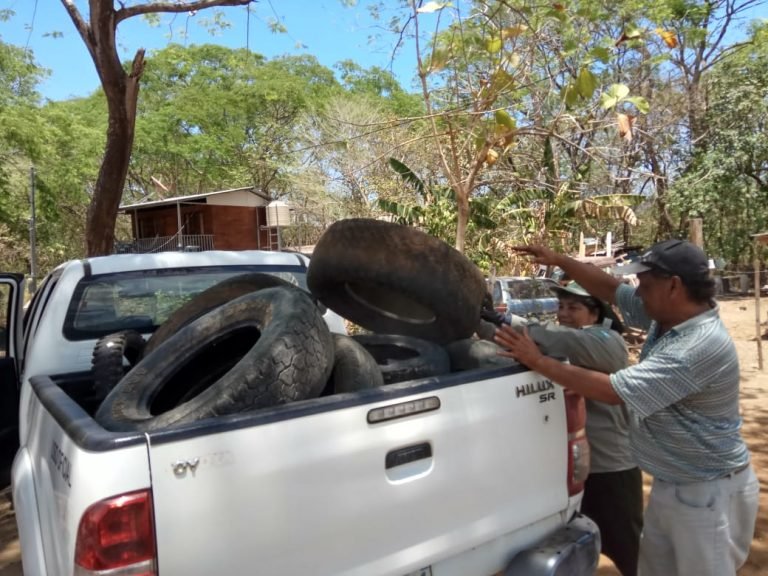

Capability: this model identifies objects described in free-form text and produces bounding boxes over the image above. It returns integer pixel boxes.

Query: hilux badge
[516,379,554,398]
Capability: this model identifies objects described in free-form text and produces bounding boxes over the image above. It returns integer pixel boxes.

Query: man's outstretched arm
[513,245,621,304]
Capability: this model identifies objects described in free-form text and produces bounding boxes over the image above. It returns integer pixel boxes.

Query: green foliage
[197,10,235,36]
[8,95,107,270]
[388,158,425,197]
[624,96,650,114]
[0,40,47,189]
[576,68,598,99]
[132,44,342,198]
[336,60,400,96]
[542,136,556,185]
[0,38,51,271]
[334,60,423,116]
[670,23,768,266]
[493,178,642,248]
[380,158,502,267]
[494,110,516,132]
[599,83,630,110]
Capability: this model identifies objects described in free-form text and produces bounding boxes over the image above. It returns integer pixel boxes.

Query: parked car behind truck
[489,276,560,319]
[2,223,599,576]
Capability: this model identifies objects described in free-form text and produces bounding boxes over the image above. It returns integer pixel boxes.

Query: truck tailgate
[147,369,568,576]
[22,376,152,575]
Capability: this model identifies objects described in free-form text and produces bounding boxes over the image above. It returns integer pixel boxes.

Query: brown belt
[721,461,750,479]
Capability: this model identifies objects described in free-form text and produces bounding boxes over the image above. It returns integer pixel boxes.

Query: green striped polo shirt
[609,283,749,482]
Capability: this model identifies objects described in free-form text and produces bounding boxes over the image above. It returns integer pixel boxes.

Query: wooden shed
[119,187,281,253]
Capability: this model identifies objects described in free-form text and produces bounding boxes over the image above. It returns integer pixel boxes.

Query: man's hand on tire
[480,294,507,326]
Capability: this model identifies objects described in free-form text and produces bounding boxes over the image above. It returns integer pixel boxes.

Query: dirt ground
[0,296,766,576]
[0,489,19,576]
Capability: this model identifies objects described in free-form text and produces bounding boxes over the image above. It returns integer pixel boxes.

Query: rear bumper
[503,513,600,575]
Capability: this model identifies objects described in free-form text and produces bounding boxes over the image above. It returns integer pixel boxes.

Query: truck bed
[26,363,575,576]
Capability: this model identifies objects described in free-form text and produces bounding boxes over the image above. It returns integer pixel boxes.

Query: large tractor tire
[306,219,486,344]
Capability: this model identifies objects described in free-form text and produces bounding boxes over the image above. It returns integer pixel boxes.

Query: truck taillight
[564,390,590,496]
[74,489,157,576]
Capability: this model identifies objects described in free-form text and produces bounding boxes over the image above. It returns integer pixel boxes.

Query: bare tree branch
[61,0,96,59]
[116,0,253,24]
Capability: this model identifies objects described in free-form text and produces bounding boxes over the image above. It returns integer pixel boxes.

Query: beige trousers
[638,465,759,576]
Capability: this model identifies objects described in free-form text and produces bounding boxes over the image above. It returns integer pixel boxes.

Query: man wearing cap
[494,239,759,576]
[481,281,642,575]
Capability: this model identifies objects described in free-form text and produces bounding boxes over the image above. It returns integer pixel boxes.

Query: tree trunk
[644,138,675,240]
[62,0,251,256]
[63,0,147,256]
[87,54,143,255]
[455,187,469,252]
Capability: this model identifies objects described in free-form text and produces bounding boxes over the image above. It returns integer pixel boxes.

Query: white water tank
[266,200,291,228]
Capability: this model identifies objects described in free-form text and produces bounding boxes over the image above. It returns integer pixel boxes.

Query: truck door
[0,274,23,487]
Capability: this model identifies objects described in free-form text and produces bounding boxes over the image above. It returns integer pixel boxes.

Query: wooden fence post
[689,218,704,248]
[755,238,764,370]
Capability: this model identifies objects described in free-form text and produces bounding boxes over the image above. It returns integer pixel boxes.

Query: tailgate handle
[386,442,432,469]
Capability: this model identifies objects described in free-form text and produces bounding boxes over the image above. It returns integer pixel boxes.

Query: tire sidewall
[96,286,333,431]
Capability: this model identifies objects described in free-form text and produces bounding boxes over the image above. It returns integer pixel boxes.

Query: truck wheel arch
[95,286,334,432]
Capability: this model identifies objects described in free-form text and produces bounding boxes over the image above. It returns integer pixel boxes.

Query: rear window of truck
[63,266,308,341]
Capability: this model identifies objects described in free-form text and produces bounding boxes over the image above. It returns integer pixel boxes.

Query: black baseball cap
[613,239,710,285]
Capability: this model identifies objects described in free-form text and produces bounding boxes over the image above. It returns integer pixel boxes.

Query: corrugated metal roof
[119,187,270,210]
[573,255,624,267]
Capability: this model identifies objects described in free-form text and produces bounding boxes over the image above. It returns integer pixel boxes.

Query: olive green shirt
[482,316,634,473]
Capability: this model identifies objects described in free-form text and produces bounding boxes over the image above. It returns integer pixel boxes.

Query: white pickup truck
[0,248,599,576]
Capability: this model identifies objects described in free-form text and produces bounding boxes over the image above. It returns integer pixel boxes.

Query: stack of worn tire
[92,219,514,432]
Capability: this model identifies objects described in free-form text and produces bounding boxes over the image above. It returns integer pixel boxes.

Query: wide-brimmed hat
[612,239,709,286]
[550,281,593,299]
[550,281,624,333]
